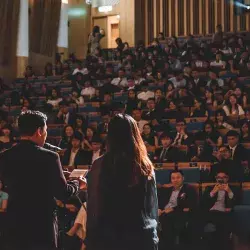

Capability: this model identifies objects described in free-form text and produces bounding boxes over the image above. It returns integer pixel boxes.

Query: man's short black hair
[18,110,47,136]
[226,130,240,138]
[170,170,184,178]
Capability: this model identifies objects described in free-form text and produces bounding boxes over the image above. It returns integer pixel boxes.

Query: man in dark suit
[154,132,185,163]
[158,170,198,250]
[97,111,110,134]
[0,110,85,250]
[201,170,240,250]
[172,119,194,147]
[55,101,75,125]
[62,132,90,167]
[226,130,248,181]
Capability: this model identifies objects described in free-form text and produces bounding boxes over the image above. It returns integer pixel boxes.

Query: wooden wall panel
[138,0,250,42]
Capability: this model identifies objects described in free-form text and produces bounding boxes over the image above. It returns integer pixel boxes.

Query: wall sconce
[98,5,113,12]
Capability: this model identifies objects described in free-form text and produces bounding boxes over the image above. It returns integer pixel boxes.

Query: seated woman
[74,115,88,136]
[125,89,140,115]
[190,98,208,117]
[46,88,63,111]
[0,125,14,152]
[81,80,96,100]
[223,94,245,116]
[59,125,75,149]
[214,109,234,130]
[44,62,54,77]
[0,180,8,212]
[240,121,250,143]
[82,127,95,151]
[23,65,35,78]
[141,123,158,148]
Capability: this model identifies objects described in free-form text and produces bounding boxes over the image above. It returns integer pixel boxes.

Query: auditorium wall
[91,0,135,48]
[136,0,250,45]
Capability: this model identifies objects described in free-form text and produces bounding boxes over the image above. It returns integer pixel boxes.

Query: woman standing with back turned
[86,114,159,250]
[88,26,105,55]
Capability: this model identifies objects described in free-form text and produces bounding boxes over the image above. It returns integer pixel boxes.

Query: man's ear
[36,127,43,137]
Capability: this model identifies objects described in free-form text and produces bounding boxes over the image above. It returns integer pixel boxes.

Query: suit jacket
[154,146,185,163]
[172,132,194,146]
[62,148,92,167]
[55,112,75,125]
[0,140,79,248]
[97,122,109,134]
[202,185,240,211]
[158,184,198,212]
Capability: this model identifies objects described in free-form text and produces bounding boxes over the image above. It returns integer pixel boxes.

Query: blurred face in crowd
[205,90,212,99]
[86,128,94,137]
[77,63,83,70]
[147,99,155,110]
[205,124,213,134]
[215,54,221,61]
[241,123,249,135]
[169,101,176,110]
[234,88,242,97]
[143,124,151,135]
[118,70,125,78]
[72,138,81,149]
[23,99,30,108]
[176,73,183,81]
[167,84,174,92]
[128,79,135,88]
[216,172,229,184]
[194,99,201,109]
[171,172,184,189]
[65,126,74,137]
[132,110,142,121]
[209,72,217,80]
[2,127,10,137]
[72,91,79,98]
[61,106,69,114]
[52,89,58,98]
[192,70,199,79]
[92,142,101,152]
[227,135,239,148]
[219,147,231,160]
[161,136,172,148]
[76,118,83,128]
[229,95,237,105]
[104,94,111,103]
[155,89,163,99]
[128,90,136,99]
[216,112,224,122]
[246,110,250,120]
[102,115,110,124]
[84,81,91,88]
[176,121,186,133]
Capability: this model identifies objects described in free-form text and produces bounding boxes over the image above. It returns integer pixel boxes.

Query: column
[16,0,29,78]
[57,0,69,60]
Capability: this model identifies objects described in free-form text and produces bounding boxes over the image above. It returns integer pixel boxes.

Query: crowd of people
[0,24,250,249]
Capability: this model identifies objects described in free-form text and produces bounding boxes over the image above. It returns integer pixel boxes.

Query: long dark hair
[92,26,100,37]
[103,114,153,186]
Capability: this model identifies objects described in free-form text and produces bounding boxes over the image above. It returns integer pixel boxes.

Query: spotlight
[247,5,250,10]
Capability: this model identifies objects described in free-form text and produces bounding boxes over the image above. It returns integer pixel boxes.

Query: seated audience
[56,101,75,125]
[158,170,198,250]
[59,125,74,149]
[131,108,148,133]
[141,123,158,148]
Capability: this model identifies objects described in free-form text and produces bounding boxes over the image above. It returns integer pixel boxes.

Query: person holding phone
[201,170,240,250]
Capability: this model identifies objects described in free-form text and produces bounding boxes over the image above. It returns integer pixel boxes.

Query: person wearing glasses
[201,170,240,250]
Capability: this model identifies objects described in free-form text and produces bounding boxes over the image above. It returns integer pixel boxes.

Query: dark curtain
[30,0,61,57]
[0,0,20,66]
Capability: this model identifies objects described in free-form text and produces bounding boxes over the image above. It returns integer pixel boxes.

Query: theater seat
[155,169,172,185]
[179,168,200,183]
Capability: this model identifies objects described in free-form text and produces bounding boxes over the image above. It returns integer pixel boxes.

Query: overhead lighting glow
[116,14,120,19]
[98,6,113,13]
[62,0,68,4]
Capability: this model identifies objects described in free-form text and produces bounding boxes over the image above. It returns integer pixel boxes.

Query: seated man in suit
[154,132,186,163]
[202,170,240,250]
[62,132,90,168]
[172,118,194,147]
[90,136,105,164]
[158,170,198,250]
[56,101,75,125]
[227,130,248,181]
[97,111,110,134]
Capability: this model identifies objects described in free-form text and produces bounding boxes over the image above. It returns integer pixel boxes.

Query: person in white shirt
[169,72,186,88]
[90,137,103,164]
[207,71,224,87]
[169,54,182,71]
[137,81,155,101]
[223,94,245,116]
[111,68,128,88]
[72,63,89,76]
[71,90,84,105]
[132,108,148,133]
[81,80,96,98]
[47,88,62,109]
[210,52,226,69]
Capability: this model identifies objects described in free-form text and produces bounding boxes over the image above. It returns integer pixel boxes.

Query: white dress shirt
[229,145,237,158]
[63,112,70,124]
[69,149,79,166]
[210,190,234,212]
[72,68,89,75]
[111,77,128,88]
[92,149,101,164]
[169,77,186,88]
[137,91,155,101]
[81,87,96,97]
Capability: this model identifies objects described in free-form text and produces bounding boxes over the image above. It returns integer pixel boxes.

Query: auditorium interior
[2,0,250,249]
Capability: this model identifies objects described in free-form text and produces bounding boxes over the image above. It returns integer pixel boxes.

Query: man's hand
[164,207,174,214]
[211,184,220,196]
[183,208,190,212]
[78,177,87,190]
[158,209,164,216]
[56,200,64,208]
[65,204,78,213]
[222,184,232,193]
